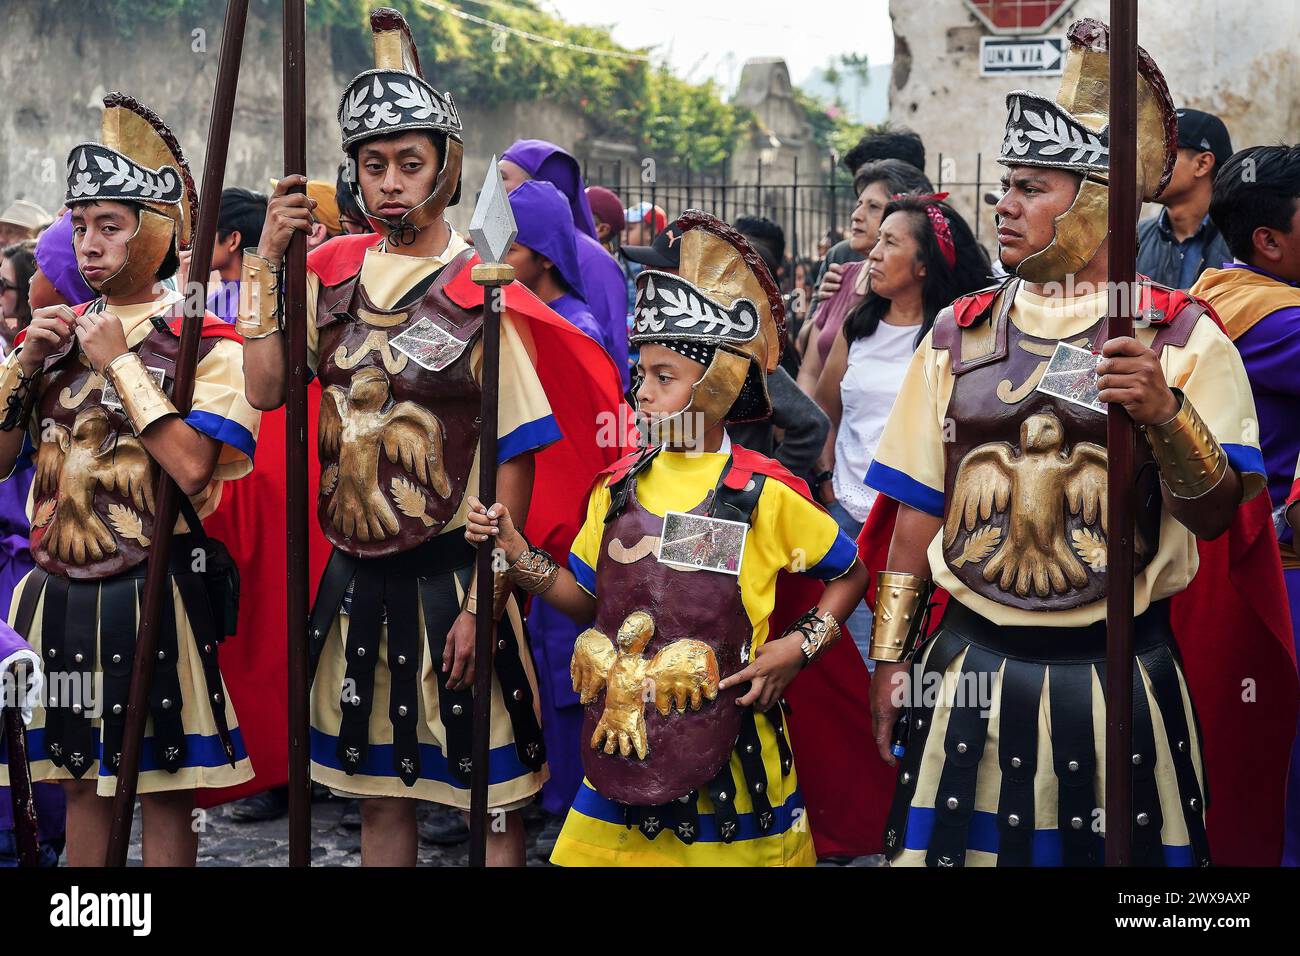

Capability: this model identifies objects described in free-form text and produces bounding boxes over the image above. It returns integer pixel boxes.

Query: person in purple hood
[499,140,631,390]
[505,181,602,346]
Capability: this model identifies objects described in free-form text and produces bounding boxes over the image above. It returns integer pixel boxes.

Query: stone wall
[0,0,602,232]
[888,0,1300,251]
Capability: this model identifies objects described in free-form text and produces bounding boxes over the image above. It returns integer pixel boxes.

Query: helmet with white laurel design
[337,7,464,245]
[630,210,787,440]
[997,18,1177,283]
[64,92,197,296]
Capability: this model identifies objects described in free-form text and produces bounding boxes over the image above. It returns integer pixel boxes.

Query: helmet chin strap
[351,137,464,250]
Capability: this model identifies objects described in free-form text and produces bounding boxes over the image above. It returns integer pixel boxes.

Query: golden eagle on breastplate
[35,407,156,565]
[944,411,1108,598]
[318,366,452,542]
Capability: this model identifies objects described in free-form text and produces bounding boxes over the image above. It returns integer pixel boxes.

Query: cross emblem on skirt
[345,747,360,764]
[400,757,415,774]
[458,757,473,774]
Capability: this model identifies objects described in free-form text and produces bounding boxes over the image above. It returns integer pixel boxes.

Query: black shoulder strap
[708,455,767,526]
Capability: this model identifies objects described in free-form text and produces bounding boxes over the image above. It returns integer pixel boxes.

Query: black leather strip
[491,597,546,772]
[735,708,773,832]
[39,575,70,769]
[421,571,473,785]
[1127,655,1166,866]
[926,645,998,868]
[762,704,793,776]
[147,583,186,774]
[308,549,356,683]
[882,627,965,860]
[60,582,98,780]
[384,571,422,787]
[669,790,700,845]
[1142,644,1211,866]
[1048,661,1099,866]
[11,567,46,640]
[705,760,741,844]
[995,658,1045,866]
[709,466,766,526]
[335,562,384,774]
[98,578,138,775]
[174,571,236,767]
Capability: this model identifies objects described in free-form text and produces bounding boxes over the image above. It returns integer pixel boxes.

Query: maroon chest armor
[583,478,753,805]
[314,249,483,558]
[933,287,1163,611]
[30,314,221,580]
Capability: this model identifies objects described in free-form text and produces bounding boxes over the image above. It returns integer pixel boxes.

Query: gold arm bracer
[463,564,511,621]
[869,571,934,663]
[1142,389,1229,500]
[104,352,177,436]
[235,250,282,340]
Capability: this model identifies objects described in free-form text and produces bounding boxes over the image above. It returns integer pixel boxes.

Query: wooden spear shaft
[105,0,251,867]
[282,0,312,869]
[1104,0,1140,867]
[469,272,509,868]
[3,662,39,867]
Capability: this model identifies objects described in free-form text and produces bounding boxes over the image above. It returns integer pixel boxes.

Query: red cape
[200,235,632,806]
[597,445,892,859]
[856,490,1299,865]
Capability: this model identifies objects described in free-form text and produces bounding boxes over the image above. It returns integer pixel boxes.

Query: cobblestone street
[108,795,886,866]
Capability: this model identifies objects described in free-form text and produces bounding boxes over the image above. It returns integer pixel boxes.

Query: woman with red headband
[812,194,990,656]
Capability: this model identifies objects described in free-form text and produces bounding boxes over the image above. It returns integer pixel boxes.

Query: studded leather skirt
[0,546,252,797]
[306,533,548,808]
[884,599,1211,867]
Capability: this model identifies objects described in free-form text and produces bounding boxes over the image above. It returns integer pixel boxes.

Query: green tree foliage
[85,0,861,167]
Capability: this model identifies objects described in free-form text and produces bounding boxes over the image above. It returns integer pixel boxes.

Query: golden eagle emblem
[571,610,719,760]
[35,407,155,565]
[944,411,1107,598]
[318,366,451,542]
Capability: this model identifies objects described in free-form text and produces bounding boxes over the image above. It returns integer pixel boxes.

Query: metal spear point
[468,158,516,867]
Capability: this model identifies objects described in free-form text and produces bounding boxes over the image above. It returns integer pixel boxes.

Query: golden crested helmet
[997,17,1178,283]
[64,93,197,296]
[338,7,464,244]
[630,210,786,439]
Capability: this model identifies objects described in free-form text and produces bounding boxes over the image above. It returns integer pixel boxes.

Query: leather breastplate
[315,248,482,558]
[934,288,1163,611]
[30,312,221,580]
[579,461,761,805]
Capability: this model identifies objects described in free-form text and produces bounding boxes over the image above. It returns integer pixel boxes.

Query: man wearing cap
[585,186,625,250]
[1136,108,1234,289]
[624,201,667,250]
[622,219,684,276]
[0,200,53,246]
[499,140,630,389]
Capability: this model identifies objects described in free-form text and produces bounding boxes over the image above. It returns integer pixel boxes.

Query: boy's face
[634,343,706,426]
[356,132,440,222]
[70,201,138,289]
[503,242,548,292]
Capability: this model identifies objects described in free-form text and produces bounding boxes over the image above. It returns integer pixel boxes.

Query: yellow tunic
[306,232,559,807]
[1,290,261,795]
[551,441,857,866]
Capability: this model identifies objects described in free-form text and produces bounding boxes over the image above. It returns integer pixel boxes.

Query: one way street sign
[979,35,1065,75]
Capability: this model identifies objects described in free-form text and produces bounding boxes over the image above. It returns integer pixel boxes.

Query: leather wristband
[235,250,282,340]
[1142,388,1228,500]
[104,351,177,435]
[504,541,560,596]
[0,350,39,433]
[788,606,841,667]
[869,571,934,662]
[463,565,511,621]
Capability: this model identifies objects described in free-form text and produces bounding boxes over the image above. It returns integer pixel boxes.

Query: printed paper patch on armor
[1035,342,1106,415]
[100,365,166,413]
[657,511,747,576]
[388,317,469,372]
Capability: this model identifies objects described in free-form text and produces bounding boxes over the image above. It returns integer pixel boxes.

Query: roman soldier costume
[862,19,1271,866]
[237,8,628,809]
[502,211,860,865]
[0,94,260,796]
